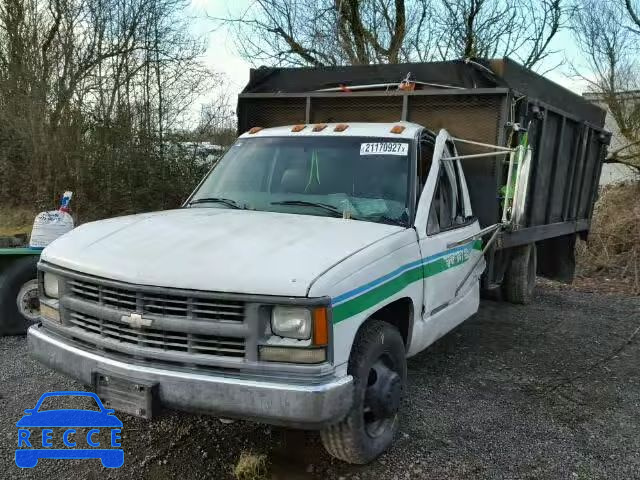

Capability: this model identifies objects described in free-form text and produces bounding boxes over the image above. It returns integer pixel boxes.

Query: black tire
[503,243,537,305]
[0,256,40,336]
[320,320,406,464]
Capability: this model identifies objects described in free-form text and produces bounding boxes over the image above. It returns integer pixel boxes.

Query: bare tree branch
[572,0,640,171]
[625,0,640,32]
[215,0,564,69]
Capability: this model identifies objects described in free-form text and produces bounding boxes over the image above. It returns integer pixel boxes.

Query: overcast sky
[188,1,589,108]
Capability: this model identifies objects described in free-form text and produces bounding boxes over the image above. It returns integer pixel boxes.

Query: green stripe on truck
[332,240,482,323]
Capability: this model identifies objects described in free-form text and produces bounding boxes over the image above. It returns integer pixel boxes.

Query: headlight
[271,306,311,340]
[43,273,60,298]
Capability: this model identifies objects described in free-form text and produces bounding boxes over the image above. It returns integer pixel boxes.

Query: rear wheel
[320,320,406,464]
[503,243,537,305]
[0,256,40,336]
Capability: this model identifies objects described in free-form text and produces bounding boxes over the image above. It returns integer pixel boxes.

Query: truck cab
[31,121,484,463]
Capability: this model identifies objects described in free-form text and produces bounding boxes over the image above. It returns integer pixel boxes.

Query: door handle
[454,226,502,296]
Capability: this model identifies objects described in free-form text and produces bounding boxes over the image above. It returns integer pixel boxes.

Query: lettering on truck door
[411,130,483,354]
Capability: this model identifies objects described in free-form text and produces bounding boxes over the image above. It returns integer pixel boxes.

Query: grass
[0,206,37,237]
[576,181,640,293]
[233,451,268,480]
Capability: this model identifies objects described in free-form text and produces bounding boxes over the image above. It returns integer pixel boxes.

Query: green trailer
[0,244,42,335]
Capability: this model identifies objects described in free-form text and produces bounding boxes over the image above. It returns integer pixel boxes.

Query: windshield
[188,136,412,226]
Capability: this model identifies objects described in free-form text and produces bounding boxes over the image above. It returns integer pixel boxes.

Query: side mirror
[24,408,35,415]
[105,409,116,415]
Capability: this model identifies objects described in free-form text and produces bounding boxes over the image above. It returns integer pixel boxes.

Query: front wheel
[320,320,406,464]
[0,256,40,336]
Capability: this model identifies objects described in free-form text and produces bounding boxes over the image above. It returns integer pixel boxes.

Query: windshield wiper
[188,197,243,209]
[377,215,407,227]
[270,200,343,217]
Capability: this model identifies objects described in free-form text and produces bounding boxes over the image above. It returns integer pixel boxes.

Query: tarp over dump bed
[241,58,604,126]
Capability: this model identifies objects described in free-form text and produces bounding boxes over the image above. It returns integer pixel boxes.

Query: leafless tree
[195,85,236,142]
[435,0,563,68]
[0,0,225,220]
[571,0,640,171]
[215,0,565,69]
[218,0,407,66]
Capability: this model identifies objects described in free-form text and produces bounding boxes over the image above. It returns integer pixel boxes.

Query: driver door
[413,130,482,350]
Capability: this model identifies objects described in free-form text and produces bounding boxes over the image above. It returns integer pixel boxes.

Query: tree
[0,0,221,220]
[436,0,563,68]
[571,0,640,172]
[215,0,565,69]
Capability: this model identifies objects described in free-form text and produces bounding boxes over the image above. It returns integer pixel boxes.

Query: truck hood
[42,208,403,297]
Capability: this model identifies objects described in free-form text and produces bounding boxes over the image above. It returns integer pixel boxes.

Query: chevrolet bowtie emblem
[120,313,152,328]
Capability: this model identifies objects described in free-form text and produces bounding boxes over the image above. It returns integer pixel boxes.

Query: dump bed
[237,58,610,283]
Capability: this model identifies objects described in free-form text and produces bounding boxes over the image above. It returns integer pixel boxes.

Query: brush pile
[577,181,640,294]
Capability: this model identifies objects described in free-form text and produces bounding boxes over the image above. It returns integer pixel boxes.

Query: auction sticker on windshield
[360,142,408,155]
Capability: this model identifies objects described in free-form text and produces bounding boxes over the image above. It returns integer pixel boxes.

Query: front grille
[68,279,245,322]
[68,311,245,358]
[54,274,252,370]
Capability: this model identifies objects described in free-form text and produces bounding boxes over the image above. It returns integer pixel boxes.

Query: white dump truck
[29,59,609,463]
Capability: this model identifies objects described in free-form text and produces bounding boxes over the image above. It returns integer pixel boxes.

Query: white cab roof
[238,122,423,140]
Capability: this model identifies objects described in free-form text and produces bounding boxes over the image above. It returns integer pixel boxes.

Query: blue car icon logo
[15,391,123,468]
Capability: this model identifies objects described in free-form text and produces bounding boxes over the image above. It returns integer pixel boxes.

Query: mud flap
[536,233,577,283]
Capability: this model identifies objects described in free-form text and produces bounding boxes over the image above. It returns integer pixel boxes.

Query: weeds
[577,181,640,293]
[233,451,268,480]
[0,206,37,237]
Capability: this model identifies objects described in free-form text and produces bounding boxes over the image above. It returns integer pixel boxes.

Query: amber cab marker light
[313,307,329,346]
[390,125,406,134]
[248,126,263,134]
[291,124,306,132]
[312,124,327,132]
[334,124,349,132]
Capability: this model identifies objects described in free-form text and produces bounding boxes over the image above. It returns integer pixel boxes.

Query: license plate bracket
[94,371,157,419]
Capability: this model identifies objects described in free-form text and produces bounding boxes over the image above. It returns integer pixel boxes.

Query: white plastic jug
[29,192,74,249]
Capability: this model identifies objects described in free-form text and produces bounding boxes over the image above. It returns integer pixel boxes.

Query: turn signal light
[313,307,329,346]
[40,303,60,323]
[312,124,327,132]
[334,124,349,132]
[390,125,406,134]
[248,127,263,134]
[291,124,306,132]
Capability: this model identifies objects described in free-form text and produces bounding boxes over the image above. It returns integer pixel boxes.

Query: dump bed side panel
[500,101,609,248]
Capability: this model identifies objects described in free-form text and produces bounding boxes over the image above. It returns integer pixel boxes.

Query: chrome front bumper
[28,325,353,428]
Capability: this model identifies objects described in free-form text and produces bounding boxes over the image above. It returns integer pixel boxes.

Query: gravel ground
[1,285,638,480]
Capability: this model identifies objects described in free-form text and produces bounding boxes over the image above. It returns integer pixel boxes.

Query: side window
[417,135,435,205]
[427,157,466,235]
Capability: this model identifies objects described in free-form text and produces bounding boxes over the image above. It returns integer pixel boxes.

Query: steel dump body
[237,58,610,285]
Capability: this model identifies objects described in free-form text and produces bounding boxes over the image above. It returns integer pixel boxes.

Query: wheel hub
[17,279,40,322]
[365,362,402,419]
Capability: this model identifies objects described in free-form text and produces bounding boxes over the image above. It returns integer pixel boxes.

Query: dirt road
[1,286,638,479]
